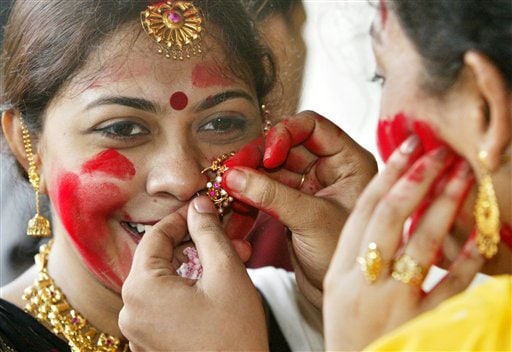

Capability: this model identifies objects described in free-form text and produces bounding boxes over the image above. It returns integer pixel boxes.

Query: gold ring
[356,242,383,284]
[391,254,426,287]
[298,173,306,188]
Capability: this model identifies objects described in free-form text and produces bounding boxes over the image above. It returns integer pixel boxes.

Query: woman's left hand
[323,136,485,351]
[223,111,378,309]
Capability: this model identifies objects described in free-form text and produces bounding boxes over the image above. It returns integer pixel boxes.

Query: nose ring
[201,152,235,215]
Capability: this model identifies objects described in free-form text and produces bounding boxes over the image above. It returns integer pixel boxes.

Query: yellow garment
[365,275,512,351]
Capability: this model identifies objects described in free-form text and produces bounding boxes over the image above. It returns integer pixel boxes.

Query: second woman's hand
[223,111,378,309]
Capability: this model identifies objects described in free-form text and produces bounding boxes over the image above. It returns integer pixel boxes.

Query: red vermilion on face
[192,62,233,88]
[50,149,136,291]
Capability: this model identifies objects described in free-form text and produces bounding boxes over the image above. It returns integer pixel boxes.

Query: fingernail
[193,196,217,214]
[224,169,247,193]
[432,146,449,160]
[399,135,420,155]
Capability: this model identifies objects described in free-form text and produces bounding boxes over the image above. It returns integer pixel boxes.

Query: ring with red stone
[201,152,235,215]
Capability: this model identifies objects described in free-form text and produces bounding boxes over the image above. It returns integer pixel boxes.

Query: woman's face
[38,25,263,292]
[371,6,512,269]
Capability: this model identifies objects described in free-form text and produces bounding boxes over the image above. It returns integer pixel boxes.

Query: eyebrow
[86,96,158,113]
[196,90,255,112]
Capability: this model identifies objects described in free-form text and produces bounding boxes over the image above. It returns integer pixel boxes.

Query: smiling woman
[0,0,279,350]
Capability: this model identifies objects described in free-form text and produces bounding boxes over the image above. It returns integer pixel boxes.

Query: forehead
[69,22,245,93]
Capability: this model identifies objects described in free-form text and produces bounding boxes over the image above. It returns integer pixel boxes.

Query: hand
[223,111,378,309]
[119,197,268,351]
[323,135,485,351]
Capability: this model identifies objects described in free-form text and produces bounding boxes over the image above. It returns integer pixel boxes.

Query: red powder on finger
[170,91,188,110]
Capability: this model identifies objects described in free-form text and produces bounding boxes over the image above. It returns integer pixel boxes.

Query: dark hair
[392,0,512,93]
[241,0,298,22]
[1,0,275,134]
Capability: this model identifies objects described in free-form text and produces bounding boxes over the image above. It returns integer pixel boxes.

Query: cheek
[49,150,137,291]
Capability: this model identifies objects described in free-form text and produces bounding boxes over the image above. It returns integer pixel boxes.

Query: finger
[362,146,454,262]
[131,207,188,274]
[224,137,264,169]
[282,144,317,173]
[231,239,252,262]
[263,111,342,168]
[403,160,475,269]
[424,231,484,310]
[223,166,343,235]
[188,196,246,279]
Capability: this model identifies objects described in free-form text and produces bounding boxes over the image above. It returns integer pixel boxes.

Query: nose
[146,143,207,202]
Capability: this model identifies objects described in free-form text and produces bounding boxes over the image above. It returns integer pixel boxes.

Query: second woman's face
[38,26,262,292]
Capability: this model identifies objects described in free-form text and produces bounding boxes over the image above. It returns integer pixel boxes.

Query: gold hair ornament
[141,0,203,60]
[202,152,235,215]
[20,118,51,238]
[23,241,128,352]
[474,150,501,259]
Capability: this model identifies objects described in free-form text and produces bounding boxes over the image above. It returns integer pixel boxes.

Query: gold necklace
[22,241,129,352]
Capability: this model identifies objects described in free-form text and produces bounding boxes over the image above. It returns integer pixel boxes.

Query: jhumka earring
[20,118,51,238]
[261,104,272,135]
[140,0,203,60]
[202,152,235,215]
[474,150,500,259]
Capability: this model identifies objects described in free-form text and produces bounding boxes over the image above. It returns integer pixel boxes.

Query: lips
[120,221,154,243]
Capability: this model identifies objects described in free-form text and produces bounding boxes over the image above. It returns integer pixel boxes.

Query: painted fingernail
[224,168,247,193]
[193,196,218,214]
[399,135,420,155]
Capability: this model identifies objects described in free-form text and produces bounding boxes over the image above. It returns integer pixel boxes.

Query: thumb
[130,207,188,274]
[187,197,247,280]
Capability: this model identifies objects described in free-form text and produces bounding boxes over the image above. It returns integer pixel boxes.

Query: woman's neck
[48,234,124,338]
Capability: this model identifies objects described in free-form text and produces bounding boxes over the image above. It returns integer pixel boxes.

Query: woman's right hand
[119,196,268,351]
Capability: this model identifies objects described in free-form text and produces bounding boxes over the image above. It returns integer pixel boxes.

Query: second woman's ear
[464,51,512,172]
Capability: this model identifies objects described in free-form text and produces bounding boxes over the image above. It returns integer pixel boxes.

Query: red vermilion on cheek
[82,149,136,180]
[169,91,188,110]
[53,172,128,289]
[192,62,232,88]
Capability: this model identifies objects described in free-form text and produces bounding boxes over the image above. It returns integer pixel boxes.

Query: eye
[199,115,247,133]
[371,72,386,86]
[94,120,150,140]
[197,113,254,144]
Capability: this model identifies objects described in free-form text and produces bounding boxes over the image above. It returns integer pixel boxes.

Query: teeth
[136,223,145,234]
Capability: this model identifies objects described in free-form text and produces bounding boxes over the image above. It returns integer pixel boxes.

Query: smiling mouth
[121,221,153,241]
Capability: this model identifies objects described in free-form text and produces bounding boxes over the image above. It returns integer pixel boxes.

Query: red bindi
[170,91,188,111]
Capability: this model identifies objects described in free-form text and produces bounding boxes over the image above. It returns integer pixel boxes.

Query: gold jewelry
[261,104,272,135]
[474,150,501,259]
[391,254,425,287]
[202,152,235,215]
[141,0,203,60]
[20,117,51,238]
[22,241,128,352]
[298,172,306,188]
[357,242,384,284]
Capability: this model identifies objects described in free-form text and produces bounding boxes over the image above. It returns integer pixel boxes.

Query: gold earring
[20,117,51,238]
[474,150,500,259]
[261,104,272,135]
[201,152,235,215]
